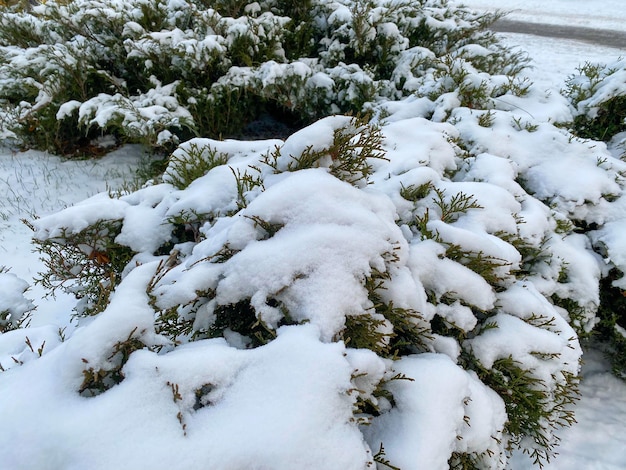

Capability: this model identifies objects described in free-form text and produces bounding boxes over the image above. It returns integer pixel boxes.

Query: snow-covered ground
[461,0,626,32]
[1,1,625,469]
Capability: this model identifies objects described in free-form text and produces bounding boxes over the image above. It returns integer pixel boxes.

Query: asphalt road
[492,19,626,49]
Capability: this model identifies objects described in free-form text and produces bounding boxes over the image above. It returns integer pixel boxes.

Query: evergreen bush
[0,0,527,155]
[562,57,626,378]
[27,114,590,467]
[564,59,626,141]
[6,1,626,469]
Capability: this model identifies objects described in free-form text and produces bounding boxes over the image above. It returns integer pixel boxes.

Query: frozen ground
[1,1,625,469]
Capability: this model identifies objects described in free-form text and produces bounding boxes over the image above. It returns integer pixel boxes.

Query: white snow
[365,353,507,470]
[460,0,626,32]
[1,1,626,469]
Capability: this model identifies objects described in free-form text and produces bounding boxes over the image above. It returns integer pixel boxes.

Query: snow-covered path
[492,20,626,49]
[460,0,626,32]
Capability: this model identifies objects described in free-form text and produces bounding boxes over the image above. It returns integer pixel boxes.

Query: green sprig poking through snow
[564,58,626,142]
[0,267,35,333]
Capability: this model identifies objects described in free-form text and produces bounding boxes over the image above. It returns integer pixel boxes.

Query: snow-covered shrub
[595,270,626,380]
[0,0,199,152]
[0,0,527,154]
[561,58,626,379]
[564,58,626,142]
[0,267,35,333]
[5,1,626,468]
[0,0,37,11]
[24,216,136,316]
[20,111,626,467]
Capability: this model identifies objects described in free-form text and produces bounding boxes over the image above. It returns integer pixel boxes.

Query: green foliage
[79,328,146,397]
[551,294,590,338]
[207,300,280,347]
[446,244,511,288]
[564,60,626,142]
[165,142,229,189]
[339,244,432,358]
[342,312,391,354]
[573,95,626,141]
[264,115,388,187]
[366,259,432,356]
[146,239,296,346]
[467,353,579,467]
[497,230,551,278]
[165,210,209,246]
[411,188,511,288]
[232,166,265,210]
[449,450,500,470]
[400,181,433,202]
[511,116,539,133]
[596,269,626,380]
[477,110,495,128]
[433,188,483,224]
[0,0,528,155]
[424,53,531,115]
[27,219,135,316]
[324,117,388,186]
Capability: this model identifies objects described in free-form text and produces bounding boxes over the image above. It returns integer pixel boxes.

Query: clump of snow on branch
[0,270,35,332]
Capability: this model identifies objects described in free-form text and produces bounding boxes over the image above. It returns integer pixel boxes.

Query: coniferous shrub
[596,269,626,380]
[0,0,528,155]
[7,1,626,469]
[564,59,626,141]
[26,114,589,468]
[561,58,626,378]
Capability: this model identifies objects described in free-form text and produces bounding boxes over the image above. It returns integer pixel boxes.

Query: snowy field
[1,1,626,469]
[1,146,151,326]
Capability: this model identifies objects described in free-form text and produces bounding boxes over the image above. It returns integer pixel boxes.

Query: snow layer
[365,354,507,470]
[10,106,601,468]
[1,2,626,470]
[0,308,374,469]
[460,0,626,32]
[0,271,34,330]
